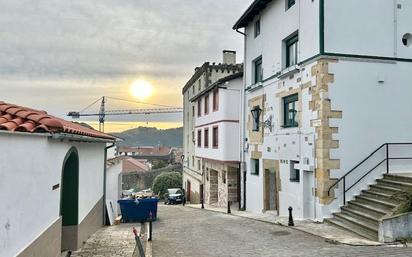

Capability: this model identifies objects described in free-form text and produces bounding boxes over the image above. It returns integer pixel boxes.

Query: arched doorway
[60,147,79,251]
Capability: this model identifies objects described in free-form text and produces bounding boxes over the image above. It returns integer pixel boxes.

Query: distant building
[182,50,243,204]
[193,72,243,208]
[117,145,173,162]
[0,101,116,256]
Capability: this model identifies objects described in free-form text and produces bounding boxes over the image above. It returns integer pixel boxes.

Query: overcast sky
[0,0,250,130]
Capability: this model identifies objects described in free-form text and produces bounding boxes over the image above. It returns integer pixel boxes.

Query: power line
[106,96,180,108]
[79,97,103,113]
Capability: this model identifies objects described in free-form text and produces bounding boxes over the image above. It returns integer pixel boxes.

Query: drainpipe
[103,142,116,225]
[235,26,247,211]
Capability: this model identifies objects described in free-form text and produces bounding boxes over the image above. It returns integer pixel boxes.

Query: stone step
[355,195,397,210]
[340,206,380,225]
[347,200,388,218]
[376,178,412,191]
[334,212,378,232]
[383,174,412,184]
[361,190,398,204]
[369,184,401,195]
[324,216,378,241]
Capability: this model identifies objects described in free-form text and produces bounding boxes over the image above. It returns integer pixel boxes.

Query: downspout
[235,26,247,211]
[103,142,116,225]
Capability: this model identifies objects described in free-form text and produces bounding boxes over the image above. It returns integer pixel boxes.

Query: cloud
[0,0,251,128]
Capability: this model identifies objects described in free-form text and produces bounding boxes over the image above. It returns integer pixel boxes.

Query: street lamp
[250,106,262,131]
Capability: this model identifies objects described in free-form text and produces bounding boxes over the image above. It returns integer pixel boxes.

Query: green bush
[391,189,412,215]
[152,172,182,199]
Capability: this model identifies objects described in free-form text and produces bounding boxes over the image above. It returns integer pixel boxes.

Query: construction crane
[67,96,183,132]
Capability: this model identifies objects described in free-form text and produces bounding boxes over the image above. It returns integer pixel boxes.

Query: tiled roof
[0,101,115,141]
[123,158,150,174]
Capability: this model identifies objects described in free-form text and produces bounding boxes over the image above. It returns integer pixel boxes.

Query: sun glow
[130,80,154,100]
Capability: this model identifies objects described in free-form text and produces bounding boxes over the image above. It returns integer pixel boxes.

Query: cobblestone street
[70,223,137,257]
[153,204,412,257]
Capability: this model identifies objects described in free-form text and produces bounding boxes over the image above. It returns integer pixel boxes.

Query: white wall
[107,161,122,218]
[325,0,412,59]
[244,60,317,217]
[244,0,319,87]
[195,77,242,162]
[0,133,106,257]
[326,59,412,213]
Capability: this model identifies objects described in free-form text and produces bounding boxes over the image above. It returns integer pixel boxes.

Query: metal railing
[327,143,412,206]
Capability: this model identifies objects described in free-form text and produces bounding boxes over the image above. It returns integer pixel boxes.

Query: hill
[112,126,183,147]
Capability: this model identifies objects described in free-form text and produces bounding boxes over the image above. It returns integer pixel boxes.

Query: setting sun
[130,80,154,100]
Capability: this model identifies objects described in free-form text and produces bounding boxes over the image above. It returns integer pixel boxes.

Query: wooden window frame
[283,93,299,128]
[204,128,209,148]
[254,19,260,38]
[197,129,202,147]
[197,99,202,117]
[253,56,263,84]
[213,89,219,111]
[285,34,298,68]
[212,126,219,149]
[204,94,209,115]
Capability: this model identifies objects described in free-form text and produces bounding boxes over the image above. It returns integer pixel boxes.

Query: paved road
[153,204,412,257]
[71,223,137,257]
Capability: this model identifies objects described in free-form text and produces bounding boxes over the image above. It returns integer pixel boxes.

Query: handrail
[327,142,412,205]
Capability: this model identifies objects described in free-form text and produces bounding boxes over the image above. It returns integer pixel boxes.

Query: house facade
[234,0,412,220]
[0,101,116,257]
[193,72,243,208]
[182,50,243,204]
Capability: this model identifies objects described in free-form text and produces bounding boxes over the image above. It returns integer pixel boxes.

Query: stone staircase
[325,173,412,241]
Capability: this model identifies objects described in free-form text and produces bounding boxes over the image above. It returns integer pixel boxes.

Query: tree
[152,159,168,170]
[152,172,182,199]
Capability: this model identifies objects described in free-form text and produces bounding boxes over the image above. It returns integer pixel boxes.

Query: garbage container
[118,198,159,222]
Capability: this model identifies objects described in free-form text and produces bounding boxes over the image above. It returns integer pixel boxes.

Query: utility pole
[99,96,106,132]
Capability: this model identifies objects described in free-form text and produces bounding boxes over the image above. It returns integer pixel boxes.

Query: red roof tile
[0,101,115,140]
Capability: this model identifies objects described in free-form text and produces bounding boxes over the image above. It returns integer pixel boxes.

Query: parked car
[134,188,154,198]
[164,188,185,205]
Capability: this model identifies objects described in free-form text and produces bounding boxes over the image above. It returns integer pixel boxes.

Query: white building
[233,0,412,223]
[0,101,116,257]
[192,72,243,208]
[106,157,123,222]
[182,51,243,204]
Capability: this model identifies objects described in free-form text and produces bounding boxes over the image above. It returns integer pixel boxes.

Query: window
[253,56,263,84]
[192,106,195,117]
[287,0,295,9]
[206,170,209,181]
[251,159,259,175]
[254,19,260,38]
[283,94,298,127]
[198,79,201,91]
[192,86,195,94]
[290,161,300,182]
[192,131,195,143]
[197,99,201,117]
[204,128,209,148]
[198,160,201,170]
[222,171,227,184]
[212,126,218,148]
[197,130,202,147]
[285,34,298,67]
[204,94,209,115]
[251,105,262,132]
[192,156,195,167]
[213,89,219,111]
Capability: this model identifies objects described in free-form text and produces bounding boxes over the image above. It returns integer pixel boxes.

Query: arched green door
[61,149,79,226]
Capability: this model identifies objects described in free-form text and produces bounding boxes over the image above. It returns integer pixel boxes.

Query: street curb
[184,205,406,248]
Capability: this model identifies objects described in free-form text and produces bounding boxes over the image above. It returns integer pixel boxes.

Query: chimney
[223,50,236,65]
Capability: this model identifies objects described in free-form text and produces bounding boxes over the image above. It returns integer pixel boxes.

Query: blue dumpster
[118,198,159,222]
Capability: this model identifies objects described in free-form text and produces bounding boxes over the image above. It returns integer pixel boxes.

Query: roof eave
[232,0,272,30]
